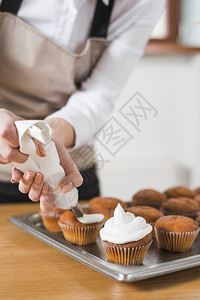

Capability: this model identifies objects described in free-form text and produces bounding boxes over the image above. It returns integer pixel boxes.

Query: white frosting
[78,213,104,224]
[100,204,152,244]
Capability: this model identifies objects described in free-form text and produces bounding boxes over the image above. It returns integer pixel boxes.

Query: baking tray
[9,212,200,282]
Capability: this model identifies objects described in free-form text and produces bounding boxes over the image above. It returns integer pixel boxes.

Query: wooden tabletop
[1,203,200,300]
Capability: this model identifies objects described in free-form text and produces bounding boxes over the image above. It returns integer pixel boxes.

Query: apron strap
[0,0,23,15]
[90,0,115,38]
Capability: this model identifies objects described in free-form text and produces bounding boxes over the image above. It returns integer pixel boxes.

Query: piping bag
[13,120,104,224]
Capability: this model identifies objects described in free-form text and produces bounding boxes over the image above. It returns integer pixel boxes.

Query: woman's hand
[12,138,83,212]
[0,109,45,164]
[0,109,28,164]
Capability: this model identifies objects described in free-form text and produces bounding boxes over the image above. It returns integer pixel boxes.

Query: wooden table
[1,203,200,300]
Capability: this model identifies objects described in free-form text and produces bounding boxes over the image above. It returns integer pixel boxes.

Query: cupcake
[89,197,126,220]
[58,209,104,245]
[100,204,153,265]
[154,215,199,252]
[126,205,163,232]
[161,197,200,219]
[40,206,66,232]
[132,189,166,209]
[165,186,195,199]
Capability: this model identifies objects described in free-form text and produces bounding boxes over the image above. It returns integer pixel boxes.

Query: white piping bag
[13,120,83,217]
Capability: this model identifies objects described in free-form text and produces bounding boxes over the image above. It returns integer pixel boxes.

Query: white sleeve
[46,0,166,149]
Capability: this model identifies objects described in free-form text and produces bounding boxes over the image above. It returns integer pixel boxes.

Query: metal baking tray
[9,212,200,282]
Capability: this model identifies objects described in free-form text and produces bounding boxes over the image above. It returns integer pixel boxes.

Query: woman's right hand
[0,108,45,165]
[0,109,28,164]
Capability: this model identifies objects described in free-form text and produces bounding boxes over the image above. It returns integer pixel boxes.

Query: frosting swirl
[100,204,152,244]
[78,213,104,224]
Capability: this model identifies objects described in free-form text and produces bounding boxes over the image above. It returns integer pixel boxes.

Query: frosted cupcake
[58,209,104,245]
[100,204,153,265]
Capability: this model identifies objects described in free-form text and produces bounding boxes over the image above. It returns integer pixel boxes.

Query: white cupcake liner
[58,222,103,245]
[155,228,199,252]
[101,241,152,265]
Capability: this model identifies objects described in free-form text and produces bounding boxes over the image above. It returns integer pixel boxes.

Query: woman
[0,0,165,210]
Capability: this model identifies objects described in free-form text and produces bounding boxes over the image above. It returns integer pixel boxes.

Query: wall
[95,53,200,200]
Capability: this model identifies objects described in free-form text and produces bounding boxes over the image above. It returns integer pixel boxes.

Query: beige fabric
[0,12,106,181]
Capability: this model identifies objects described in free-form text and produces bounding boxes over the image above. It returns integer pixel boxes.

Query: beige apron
[0,1,112,181]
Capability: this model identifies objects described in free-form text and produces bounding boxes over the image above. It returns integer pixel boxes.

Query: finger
[18,171,35,194]
[60,169,83,192]
[62,159,83,188]
[32,138,46,157]
[0,138,28,163]
[60,178,76,194]
[0,112,22,147]
[0,153,9,164]
[40,183,54,212]
[28,173,44,202]
[11,167,23,183]
[55,141,83,188]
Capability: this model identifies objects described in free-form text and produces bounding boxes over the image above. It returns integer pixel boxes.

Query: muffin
[40,206,66,232]
[154,215,199,252]
[132,189,167,209]
[89,197,126,220]
[165,186,195,199]
[58,209,104,245]
[126,206,163,230]
[100,204,153,265]
[161,197,200,219]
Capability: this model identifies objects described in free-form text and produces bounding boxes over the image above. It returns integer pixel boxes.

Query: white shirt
[0,0,166,148]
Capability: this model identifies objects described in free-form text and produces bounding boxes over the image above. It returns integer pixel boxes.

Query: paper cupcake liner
[155,228,199,252]
[58,222,103,245]
[101,241,152,265]
[161,209,199,220]
[40,212,62,232]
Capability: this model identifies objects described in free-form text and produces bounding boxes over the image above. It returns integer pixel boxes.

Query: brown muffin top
[161,197,199,214]
[165,186,195,198]
[132,189,167,209]
[89,197,125,211]
[103,232,153,248]
[126,206,163,223]
[154,215,199,232]
[58,209,104,227]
